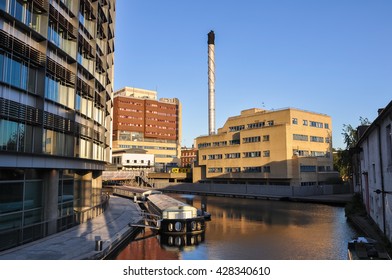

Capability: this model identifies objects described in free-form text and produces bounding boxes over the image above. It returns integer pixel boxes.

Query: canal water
[112,194,360,260]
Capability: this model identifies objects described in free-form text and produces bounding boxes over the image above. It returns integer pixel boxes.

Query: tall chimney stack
[208,30,216,135]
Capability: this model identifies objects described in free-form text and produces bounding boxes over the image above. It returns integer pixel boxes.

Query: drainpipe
[377,124,386,235]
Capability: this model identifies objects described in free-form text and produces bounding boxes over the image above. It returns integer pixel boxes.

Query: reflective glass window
[0,182,24,214]
[24,181,43,210]
[23,208,42,226]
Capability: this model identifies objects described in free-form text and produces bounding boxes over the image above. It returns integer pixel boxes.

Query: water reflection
[114,194,359,260]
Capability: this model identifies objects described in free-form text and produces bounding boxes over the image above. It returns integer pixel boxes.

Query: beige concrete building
[194,107,338,186]
[112,87,182,172]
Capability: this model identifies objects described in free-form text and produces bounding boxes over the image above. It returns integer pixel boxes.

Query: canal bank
[159,185,354,206]
[0,196,143,260]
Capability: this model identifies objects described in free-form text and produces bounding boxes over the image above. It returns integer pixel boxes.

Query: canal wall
[157,182,351,198]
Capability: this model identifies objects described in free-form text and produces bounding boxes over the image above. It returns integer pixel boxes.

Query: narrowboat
[144,192,206,235]
[347,237,391,260]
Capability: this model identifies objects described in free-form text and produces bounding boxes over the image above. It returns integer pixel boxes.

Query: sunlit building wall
[194,108,337,186]
[0,0,116,251]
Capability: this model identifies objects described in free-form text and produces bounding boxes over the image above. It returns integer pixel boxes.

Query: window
[303,120,308,126]
[229,139,240,145]
[263,166,271,173]
[248,122,265,129]
[263,150,270,157]
[263,135,270,141]
[387,125,392,166]
[310,136,324,143]
[293,134,308,141]
[0,120,26,152]
[311,151,326,157]
[198,142,211,149]
[324,123,330,129]
[243,136,261,143]
[300,165,317,172]
[243,166,262,173]
[229,125,245,132]
[213,141,227,147]
[208,154,222,160]
[292,118,298,125]
[225,153,241,159]
[243,151,261,158]
[208,168,222,173]
[310,121,323,128]
[293,149,310,156]
[225,167,241,173]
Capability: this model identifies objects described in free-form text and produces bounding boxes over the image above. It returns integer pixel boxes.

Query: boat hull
[159,217,205,235]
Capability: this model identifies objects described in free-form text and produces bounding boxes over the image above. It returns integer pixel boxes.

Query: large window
[300,165,317,172]
[243,166,262,173]
[243,136,261,143]
[48,21,77,57]
[243,151,261,158]
[310,136,324,143]
[387,125,392,166]
[0,120,25,152]
[45,75,75,109]
[42,129,74,157]
[0,53,35,91]
[0,182,24,215]
[293,134,308,141]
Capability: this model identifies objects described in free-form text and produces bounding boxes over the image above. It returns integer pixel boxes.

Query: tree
[335,117,371,181]
[341,117,371,149]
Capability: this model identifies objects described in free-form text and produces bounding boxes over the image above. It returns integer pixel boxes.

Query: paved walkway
[0,196,143,260]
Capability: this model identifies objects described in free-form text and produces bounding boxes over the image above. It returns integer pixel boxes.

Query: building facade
[194,108,337,186]
[0,0,115,251]
[181,146,197,168]
[111,148,155,170]
[112,87,182,172]
[353,100,392,243]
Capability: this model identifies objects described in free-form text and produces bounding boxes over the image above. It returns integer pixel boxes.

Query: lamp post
[374,189,392,195]
[374,189,392,236]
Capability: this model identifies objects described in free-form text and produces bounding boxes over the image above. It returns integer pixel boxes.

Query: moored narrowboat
[144,192,206,235]
[347,237,391,260]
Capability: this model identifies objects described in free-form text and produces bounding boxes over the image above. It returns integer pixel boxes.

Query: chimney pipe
[208,30,216,135]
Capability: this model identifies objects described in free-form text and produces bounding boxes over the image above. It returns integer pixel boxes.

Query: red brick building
[113,87,181,171]
[181,147,197,167]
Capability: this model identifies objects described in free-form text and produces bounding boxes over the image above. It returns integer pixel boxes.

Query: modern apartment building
[0,0,115,251]
[113,87,182,172]
[194,108,337,186]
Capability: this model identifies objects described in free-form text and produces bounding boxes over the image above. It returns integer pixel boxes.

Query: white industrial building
[354,100,392,243]
[111,149,155,170]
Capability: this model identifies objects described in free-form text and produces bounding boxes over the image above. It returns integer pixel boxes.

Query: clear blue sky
[114,0,392,149]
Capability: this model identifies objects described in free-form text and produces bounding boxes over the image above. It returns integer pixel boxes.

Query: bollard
[95,236,103,251]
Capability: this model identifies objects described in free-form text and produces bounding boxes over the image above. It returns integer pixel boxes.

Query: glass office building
[0,0,115,251]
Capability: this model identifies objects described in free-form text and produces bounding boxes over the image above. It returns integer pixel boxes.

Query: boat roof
[147,194,191,211]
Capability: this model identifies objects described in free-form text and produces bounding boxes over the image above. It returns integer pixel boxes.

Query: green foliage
[335,117,371,180]
[345,193,366,217]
